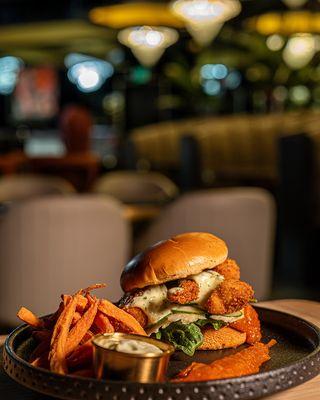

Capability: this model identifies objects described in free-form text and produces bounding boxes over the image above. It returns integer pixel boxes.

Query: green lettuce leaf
[160,322,203,356]
[195,319,226,330]
[155,331,162,340]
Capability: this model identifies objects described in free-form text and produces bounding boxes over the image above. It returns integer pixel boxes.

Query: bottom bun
[198,326,246,350]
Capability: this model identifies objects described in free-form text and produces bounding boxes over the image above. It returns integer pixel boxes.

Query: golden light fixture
[89,3,184,29]
[246,11,320,70]
[171,0,241,46]
[246,11,320,36]
[118,26,178,67]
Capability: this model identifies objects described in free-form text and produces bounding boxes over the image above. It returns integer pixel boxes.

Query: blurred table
[28,154,100,192]
[0,299,320,399]
[123,204,161,223]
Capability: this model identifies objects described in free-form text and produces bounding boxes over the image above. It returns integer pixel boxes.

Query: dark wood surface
[1,300,320,400]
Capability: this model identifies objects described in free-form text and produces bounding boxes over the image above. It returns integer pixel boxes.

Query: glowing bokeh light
[203,79,221,95]
[0,56,23,95]
[118,26,178,67]
[283,34,316,69]
[200,64,228,80]
[66,55,114,93]
[289,85,311,104]
[171,0,241,46]
[266,34,285,51]
[225,70,242,89]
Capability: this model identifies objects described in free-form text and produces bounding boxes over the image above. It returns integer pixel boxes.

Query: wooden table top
[0,299,319,400]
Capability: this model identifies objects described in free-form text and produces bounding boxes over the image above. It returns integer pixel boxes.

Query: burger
[119,232,261,356]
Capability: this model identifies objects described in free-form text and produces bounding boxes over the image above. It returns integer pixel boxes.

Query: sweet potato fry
[19,283,147,376]
[71,312,82,326]
[17,307,44,328]
[76,295,88,313]
[62,295,72,306]
[67,341,93,370]
[31,352,49,369]
[80,330,94,344]
[99,299,146,336]
[174,341,276,382]
[66,297,98,355]
[81,283,106,293]
[49,294,79,374]
[93,312,114,334]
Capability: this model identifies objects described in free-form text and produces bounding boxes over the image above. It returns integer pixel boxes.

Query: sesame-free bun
[198,326,246,350]
[120,232,228,292]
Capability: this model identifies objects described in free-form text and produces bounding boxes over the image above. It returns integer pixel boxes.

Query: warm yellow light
[246,11,320,36]
[171,0,241,46]
[118,26,178,67]
[283,33,316,69]
[89,3,184,29]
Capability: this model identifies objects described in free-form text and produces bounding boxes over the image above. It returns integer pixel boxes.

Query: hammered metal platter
[3,307,320,400]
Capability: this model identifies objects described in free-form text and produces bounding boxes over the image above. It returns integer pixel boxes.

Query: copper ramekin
[92,333,175,383]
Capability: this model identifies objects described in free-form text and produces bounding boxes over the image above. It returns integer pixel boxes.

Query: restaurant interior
[0,0,320,332]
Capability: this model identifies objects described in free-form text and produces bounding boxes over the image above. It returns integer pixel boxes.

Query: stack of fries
[17,284,146,377]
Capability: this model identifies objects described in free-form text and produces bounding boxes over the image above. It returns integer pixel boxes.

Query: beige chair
[0,195,130,326]
[135,188,275,300]
[92,171,179,204]
[0,174,75,203]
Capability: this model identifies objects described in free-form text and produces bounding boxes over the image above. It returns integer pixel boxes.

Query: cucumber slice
[171,309,205,315]
[209,310,244,323]
[147,313,172,330]
[171,305,205,315]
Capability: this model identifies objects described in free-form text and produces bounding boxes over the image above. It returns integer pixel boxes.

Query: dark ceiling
[0,0,290,25]
[0,0,319,66]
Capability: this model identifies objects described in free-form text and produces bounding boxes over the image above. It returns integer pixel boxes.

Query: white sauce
[96,338,162,355]
[189,270,225,304]
[130,285,172,325]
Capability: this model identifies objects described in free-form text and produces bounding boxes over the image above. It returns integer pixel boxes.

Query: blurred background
[0,0,319,330]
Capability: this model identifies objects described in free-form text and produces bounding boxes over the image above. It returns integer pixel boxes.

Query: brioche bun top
[120,232,228,292]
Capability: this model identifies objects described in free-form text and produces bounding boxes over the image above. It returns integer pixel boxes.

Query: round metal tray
[3,307,320,400]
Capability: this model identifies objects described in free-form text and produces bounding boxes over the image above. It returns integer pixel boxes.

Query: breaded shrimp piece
[214,259,240,280]
[167,279,199,304]
[173,340,276,382]
[205,279,254,315]
[123,307,148,328]
[230,304,262,344]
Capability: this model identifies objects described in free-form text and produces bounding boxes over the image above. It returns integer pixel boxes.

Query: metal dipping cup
[93,333,175,383]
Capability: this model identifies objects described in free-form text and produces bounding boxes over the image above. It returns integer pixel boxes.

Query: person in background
[60,105,92,154]
[30,104,100,192]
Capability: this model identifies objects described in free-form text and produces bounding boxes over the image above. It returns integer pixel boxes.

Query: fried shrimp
[205,279,254,315]
[123,307,148,328]
[167,279,199,304]
[214,259,240,280]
